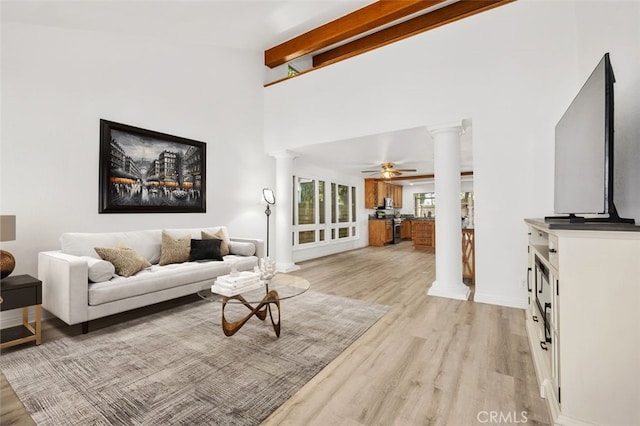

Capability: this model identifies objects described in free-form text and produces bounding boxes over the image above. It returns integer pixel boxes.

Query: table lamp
[0,215,16,279]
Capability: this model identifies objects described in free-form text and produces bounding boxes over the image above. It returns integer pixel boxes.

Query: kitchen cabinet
[375,181,388,207]
[412,220,435,251]
[393,185,403,208]
[364,179,403,209]
[364,179,377,208]
[368,219,393,246]
[401,219,412,240]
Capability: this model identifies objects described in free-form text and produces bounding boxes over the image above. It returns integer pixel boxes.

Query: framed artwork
[99,119,206,213]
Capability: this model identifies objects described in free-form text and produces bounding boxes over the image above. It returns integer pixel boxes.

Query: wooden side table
[0,274,42,349]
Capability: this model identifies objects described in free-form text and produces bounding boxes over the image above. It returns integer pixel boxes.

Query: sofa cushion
[88,261,232,306]
[163,227,229,241]
[190,239,223,262]
[94,246,152,277]
[61,230,162,264]
[201,229,230,256]
[229,241,256,257]
[159,231,191,266]
[81,256,115,283]
[61,228,232,266]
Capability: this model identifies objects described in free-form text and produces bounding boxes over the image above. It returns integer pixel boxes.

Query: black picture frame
[99,119,206,213]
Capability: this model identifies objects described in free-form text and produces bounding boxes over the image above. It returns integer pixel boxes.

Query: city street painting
[99,119,206,213]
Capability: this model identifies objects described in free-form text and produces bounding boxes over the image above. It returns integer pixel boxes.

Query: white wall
[264,1,640,308]
[572,2,640,220]
[0,24,270,293]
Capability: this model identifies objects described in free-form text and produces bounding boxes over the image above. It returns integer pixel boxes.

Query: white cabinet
[525,219,640,426]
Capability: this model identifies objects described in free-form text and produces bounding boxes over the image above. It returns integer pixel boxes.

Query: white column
[427,122,470,301]
[270,150,300,272]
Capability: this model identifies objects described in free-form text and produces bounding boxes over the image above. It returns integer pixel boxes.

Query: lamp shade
[0,215,16,242]
[262,188,275,205]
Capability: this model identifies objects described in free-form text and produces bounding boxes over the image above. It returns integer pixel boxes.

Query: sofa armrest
[38,250,90,325]
[229,237,264,259]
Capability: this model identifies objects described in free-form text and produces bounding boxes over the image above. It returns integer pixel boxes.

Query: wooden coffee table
[197,274,310,338]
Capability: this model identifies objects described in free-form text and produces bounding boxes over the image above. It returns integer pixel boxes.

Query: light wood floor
[1,242,551,425]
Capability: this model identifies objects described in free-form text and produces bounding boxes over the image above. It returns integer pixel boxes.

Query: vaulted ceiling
[265,0,513,77]
[2,0,511,182]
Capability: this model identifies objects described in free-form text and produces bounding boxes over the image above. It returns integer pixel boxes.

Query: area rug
[0,290,389,425]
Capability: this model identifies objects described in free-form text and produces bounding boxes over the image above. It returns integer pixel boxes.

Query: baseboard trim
[0,306,52,329]
[427,281,471,301]
[276,262,301,273]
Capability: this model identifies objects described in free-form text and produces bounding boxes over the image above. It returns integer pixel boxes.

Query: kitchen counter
[412,220,435,251]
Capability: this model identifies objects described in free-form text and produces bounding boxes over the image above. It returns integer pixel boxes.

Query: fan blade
[395,168,417,172]
[361,170,380,173]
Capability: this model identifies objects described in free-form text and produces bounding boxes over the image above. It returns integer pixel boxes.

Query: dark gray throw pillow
[190,238,223,261]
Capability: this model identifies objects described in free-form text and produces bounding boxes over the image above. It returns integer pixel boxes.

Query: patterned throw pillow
[159,231,191,266]
[94,246,151,277]
[201,229,230,256]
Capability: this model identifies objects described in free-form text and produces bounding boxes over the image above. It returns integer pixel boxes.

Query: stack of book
[211,271,263,296]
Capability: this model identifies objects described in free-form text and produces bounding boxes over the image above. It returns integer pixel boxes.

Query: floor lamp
[262,188,275,257]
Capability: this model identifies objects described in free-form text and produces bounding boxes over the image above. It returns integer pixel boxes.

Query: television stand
[545,205,635,225]
[524,219,640,425]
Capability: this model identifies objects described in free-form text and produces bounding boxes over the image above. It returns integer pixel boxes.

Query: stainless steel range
[393,218,402,244]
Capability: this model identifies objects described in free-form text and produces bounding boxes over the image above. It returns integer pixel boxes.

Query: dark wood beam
[313,0,515,68]
[374,171,474,182]
[265,0,447,68]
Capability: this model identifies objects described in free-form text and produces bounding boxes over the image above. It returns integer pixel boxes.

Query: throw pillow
[82,256,116,283]
[94,246,151,278]
[202,229,230,256]
[228,241,256,257]
[159,231,191,266]
[189,238,223,262]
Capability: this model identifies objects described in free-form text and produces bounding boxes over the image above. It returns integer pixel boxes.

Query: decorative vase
[259,257,277,282]
[0,250,15,279]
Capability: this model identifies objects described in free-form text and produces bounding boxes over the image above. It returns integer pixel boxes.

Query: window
[293,176,358,247]
[297,178,315,225]
[414,192,474,219]
[337,184,349,223]
[287,64,300,77]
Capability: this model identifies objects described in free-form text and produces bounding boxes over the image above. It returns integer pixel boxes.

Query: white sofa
[38,226,263,332]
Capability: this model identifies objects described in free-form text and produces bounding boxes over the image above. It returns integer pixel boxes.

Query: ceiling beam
[264,0,447,69]
[313,0,515,68]
[372,171,474,182]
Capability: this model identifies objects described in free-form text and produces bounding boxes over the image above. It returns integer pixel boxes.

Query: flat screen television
[550,53,634,224]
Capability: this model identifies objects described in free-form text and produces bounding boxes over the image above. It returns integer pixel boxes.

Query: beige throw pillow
[202,229,230,256]
[94,246,151,278]
[159,231,191,266]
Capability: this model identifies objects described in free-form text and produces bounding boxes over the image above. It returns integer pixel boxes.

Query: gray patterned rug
[0,290,389,425]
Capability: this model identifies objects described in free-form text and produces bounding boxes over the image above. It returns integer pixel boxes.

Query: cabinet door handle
[540,341,548,351]
[532,315,538,322]
[543,303,552,343]
[549,248,557,254]
[527,267,532,292]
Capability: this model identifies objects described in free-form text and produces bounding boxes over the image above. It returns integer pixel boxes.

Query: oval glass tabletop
[197,273,310,304]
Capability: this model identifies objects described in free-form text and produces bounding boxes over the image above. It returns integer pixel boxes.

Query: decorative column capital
[268,149,298,160]
[427,120,466,138]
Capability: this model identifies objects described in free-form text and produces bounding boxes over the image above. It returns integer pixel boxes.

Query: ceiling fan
[361,162,417,179]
